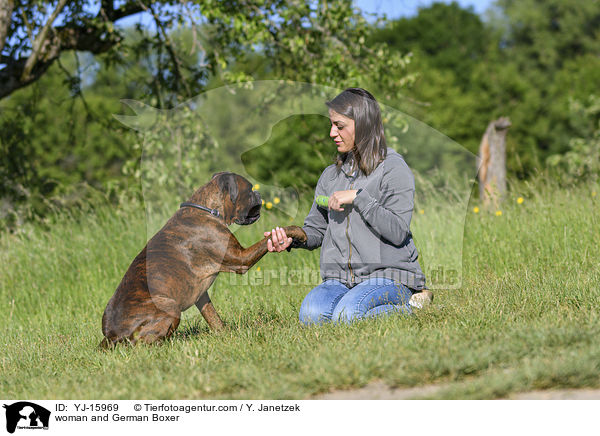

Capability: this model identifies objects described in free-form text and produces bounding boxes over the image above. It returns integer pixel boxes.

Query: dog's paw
[283,225,307,243]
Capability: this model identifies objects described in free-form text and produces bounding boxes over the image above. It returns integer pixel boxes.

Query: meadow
[1,179,599,399]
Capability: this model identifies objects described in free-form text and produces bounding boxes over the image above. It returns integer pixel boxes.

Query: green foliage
[122,103,221,218]
[4,0,600,229]
[0,109,40,228]
[496,0,600,70]
[121,0,415,200]
[371,2,500,166]
[213,9,415,189]
[2,1,415,229]
[202,0,413,92]
[547,96,600,184]
[0,51,141,228]
[1,0,211,101]
[372,0,600,181]
[485,1,600,174]
[241,115,334,192]
[370,1,489,86]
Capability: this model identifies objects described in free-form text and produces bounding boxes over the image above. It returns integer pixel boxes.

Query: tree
[370,1,489,87]
[2,0,141,99]
[495,0,600,71]
[479,0,600,172]
[370,2,490,155]
[1,0,411,104]
[371,0,600,179]
[547,95,600,185]
[1,1,414,227]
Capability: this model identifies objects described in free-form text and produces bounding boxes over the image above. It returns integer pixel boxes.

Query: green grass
[1,181,599,399]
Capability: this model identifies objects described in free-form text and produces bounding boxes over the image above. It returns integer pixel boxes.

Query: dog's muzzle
[235,191,262,225]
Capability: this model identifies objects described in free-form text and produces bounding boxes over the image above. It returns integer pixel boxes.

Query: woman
[265,88,430,325]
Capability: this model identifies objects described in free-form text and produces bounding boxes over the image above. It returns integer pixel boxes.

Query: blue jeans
[299,278,412,325]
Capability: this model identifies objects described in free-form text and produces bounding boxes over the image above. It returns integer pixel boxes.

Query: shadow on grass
[175,319,212,340]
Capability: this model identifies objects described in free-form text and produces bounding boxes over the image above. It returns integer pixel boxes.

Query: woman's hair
[326,87,387,176]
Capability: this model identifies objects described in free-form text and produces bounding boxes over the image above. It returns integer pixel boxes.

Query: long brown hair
[326,88,387,176]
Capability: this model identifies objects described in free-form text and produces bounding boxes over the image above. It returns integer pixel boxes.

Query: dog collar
[180,202,221,218]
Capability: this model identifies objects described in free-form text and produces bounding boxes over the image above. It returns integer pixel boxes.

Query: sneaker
[409,290,433,309]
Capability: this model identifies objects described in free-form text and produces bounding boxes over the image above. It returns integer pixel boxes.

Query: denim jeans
[298,277,412,325]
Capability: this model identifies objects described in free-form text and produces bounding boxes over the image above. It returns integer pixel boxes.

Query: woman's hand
[328,190,358,211]
[264,226,293,252]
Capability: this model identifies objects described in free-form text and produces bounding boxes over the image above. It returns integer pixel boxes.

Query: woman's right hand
[264,226,292,252]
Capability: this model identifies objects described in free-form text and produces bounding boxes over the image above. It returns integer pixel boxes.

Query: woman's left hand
[328,190,358,211]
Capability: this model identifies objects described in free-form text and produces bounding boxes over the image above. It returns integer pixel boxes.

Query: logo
[3,402,50,433]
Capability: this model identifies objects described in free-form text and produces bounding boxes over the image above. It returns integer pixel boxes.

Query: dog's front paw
[283,225,307,243]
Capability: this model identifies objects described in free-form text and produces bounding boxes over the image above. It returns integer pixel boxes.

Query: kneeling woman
[266,88,429,324]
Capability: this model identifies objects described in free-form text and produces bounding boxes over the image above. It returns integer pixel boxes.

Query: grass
[1,179,599,399]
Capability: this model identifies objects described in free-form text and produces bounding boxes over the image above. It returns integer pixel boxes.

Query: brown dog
[100,172,307,347]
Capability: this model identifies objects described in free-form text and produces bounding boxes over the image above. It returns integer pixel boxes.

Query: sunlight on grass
[1,179,599,399]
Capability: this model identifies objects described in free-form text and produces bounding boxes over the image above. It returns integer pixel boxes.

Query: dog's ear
[216,173,239,205]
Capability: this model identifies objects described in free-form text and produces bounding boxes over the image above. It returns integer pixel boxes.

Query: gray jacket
[300,148,426,290]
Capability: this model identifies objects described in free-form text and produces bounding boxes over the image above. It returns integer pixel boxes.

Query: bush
[547,96,600,185]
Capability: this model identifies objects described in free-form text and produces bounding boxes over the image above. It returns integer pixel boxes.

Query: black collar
[180,202,221,218]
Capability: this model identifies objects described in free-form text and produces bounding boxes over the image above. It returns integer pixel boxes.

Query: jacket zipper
[346,181,355,284]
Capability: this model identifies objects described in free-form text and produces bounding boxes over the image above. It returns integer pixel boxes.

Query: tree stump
[478,117,511,208]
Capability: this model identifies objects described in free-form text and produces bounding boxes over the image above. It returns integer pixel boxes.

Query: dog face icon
[3,402,50,433]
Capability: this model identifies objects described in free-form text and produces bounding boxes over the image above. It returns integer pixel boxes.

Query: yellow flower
[257,267,261,272]
[517,197,524,204]
[418,209,425,215]
[473,207,480,214]
[273,197,280,204]
[593,191,597,198]
[261,199,265,205]
[495,210,502,216]
[266,202,273,209]
[252,184,260,191]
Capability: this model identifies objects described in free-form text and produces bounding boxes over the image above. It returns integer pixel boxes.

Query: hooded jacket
[300,147,426,290]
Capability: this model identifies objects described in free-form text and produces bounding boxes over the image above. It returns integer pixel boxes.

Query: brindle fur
[100,172,306,347]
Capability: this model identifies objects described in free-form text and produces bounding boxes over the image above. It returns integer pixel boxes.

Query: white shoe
[409,290,433,309]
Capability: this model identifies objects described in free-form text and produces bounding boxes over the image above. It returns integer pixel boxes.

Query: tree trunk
[478,117,511,208]
[0,0,14,54]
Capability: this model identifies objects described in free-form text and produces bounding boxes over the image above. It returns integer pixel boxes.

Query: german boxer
[100,172,307,347]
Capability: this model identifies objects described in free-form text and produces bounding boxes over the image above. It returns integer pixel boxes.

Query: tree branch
[107,1,145,21]
[144,2,191,96]
[20,0,69,81]
[1,0,147,99]
[1,23,119,99]
[20,6,35,45]
[100,0,114,20]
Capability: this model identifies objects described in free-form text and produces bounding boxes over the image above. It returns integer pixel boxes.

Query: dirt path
[510,389,600,400]
[314,382,600,400]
